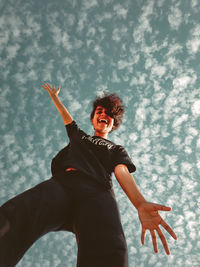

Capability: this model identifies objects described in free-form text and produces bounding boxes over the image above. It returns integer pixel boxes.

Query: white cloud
[133,1,154,43]
[129,246,137,254]
[96,12,112,23]
[168,7,182,30]
[3,133,16,147]
[25,13,41,33]
[152,92,166,106]
[77,12,88,33]
[151,65,166,78]
[113,4,128,19]
[172,136,181,147]
[191,99,200,116]
[118,60,131,70]
[42,15,74,51]
[165,154,178,168]
[187,38,200,54]
[197,161,200,169]
[6,44,20,60]
[167,179,174,189]
[164,94,178,112]
[191,0,198,8]
[197,138,200,148]
[111,70,120,83]
[0,30,9,54]
[184,146,192,154]
[165,56,181,71]
[167,43,183,56]
[129,132,138,142]
[135,107,146,122]
[61,32,73,51]
[83,0,98,10]
[130,73,146,86]
[187,127,198,136]
[184,210,196,221]
[145,57,154,69]
[172,114,188,128]
[41,59,54,82]
[192,23,200,36]
[66,14,75,27]
[26,69,38,81]
[112,26,128,42]
[86,27,96,37]
[184,136,193,146]
[157,0,165,8]
[186,24,200,54]
[173,76,192,89]
[94,44,104,58]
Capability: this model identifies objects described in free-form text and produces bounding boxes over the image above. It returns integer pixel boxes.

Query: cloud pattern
[0,0,200,266]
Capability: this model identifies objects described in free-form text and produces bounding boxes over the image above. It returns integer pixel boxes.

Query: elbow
[114,164,129,177]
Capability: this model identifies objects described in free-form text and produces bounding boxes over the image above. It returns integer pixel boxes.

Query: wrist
[135,198,147,210]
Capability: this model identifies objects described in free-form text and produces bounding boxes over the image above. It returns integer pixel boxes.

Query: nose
[101,109,109,117]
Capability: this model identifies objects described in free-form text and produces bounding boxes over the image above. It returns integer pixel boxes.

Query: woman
[0,83,177,266]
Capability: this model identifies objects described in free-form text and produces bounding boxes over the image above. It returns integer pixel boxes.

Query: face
[91,106,114,135]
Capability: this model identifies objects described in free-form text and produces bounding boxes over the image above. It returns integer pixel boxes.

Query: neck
[94,131,108,139]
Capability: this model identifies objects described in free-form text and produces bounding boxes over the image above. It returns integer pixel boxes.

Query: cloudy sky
[0,0,200,266]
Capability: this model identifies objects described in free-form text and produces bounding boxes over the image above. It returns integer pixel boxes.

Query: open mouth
[98,119,108,125]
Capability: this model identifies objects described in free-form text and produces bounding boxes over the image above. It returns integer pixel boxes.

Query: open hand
[41,83,60,95]
[137,202,177,255]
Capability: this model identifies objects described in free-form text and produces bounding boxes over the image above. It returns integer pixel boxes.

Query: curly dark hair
[90,92,125,132]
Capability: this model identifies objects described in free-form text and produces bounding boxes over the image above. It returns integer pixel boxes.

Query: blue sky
[0,0,200,266]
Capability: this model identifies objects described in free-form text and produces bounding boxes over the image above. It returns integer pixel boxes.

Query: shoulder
[113,144,127,153]
[65,120,87,138]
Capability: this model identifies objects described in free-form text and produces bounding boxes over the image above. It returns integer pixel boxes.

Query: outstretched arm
[114,164,177,255]
[41,83,73,125]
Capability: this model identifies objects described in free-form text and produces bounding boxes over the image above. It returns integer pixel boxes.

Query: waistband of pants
[52,169,113,191]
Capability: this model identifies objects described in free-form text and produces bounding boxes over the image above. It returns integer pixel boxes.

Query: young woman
[0,83,177,266]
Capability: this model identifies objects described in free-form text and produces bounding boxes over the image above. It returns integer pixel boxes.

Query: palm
[138,202,177,255]
[41,83,60,95]
[139,203,162,228]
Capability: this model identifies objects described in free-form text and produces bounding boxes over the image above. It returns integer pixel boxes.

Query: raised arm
[114,164,177,255]
[41,83,73,125]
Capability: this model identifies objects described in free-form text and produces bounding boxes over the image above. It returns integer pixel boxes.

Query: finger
[141,228,146,245]
[152,203,171,212]
[159,206,171,211]
[41,84,48,90]
[150,230,158,253]
[46,83,52,90]
[160,219,177,240]
[157,227,170,255]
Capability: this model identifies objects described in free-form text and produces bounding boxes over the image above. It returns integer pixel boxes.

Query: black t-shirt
[51,121,136,189]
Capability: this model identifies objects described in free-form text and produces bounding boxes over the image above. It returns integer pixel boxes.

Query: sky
[0,0,200,266]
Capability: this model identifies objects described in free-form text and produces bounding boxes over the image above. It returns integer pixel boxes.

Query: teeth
[99,119,107,124]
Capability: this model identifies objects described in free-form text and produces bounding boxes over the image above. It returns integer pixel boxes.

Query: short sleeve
[65,120,87,143]
[112,145,136,173]
[65,120,78,138]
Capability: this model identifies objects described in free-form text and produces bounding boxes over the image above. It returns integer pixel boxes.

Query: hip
[53,169,114,198]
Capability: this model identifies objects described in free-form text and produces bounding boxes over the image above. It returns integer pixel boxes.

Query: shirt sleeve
[65,120,87,142]
[65,120,79,137]
[112,145,136,173]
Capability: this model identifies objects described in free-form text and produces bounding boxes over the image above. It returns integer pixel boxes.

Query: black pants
[0,171,128,267]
